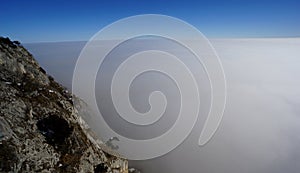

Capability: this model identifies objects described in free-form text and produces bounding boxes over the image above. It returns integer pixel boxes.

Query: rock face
[0,37,128,173]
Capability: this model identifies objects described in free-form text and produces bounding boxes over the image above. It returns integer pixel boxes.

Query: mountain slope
[0,37,128,173]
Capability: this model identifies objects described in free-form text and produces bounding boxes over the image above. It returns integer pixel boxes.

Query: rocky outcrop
[0,37,128,173]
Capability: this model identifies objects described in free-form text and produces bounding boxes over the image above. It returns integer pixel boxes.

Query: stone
[0,37,128,173]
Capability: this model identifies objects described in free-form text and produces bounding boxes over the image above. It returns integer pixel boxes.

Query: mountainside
[0,37,128,173]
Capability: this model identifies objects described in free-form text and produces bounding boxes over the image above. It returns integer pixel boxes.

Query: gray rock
[0,37,128,173]
[128,168,141,173]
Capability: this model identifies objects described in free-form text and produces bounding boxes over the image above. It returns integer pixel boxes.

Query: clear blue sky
[1,0,299,42]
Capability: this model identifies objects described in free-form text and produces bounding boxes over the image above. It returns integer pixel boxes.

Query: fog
[25,38,300,173]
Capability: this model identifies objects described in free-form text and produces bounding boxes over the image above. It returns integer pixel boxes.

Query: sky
[1,0,300,42]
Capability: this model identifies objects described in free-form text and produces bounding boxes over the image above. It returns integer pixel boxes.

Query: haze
[24,38,300,173]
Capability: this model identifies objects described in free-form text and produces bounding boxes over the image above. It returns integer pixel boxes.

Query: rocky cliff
[0,37,128,173]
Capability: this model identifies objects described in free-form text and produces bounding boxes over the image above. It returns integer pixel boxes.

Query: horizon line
[22,36,300,44]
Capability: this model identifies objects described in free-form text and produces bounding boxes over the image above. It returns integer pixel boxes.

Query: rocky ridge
[0,37,128,173]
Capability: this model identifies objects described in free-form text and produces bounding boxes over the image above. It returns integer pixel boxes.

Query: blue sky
[1,0,299,42]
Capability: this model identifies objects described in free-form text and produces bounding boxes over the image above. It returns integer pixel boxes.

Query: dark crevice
[0,140,18,172]
[94,163,108,173]
[37,115,72,146]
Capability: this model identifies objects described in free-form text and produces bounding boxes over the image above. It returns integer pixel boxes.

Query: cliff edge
[0,37,128,173]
